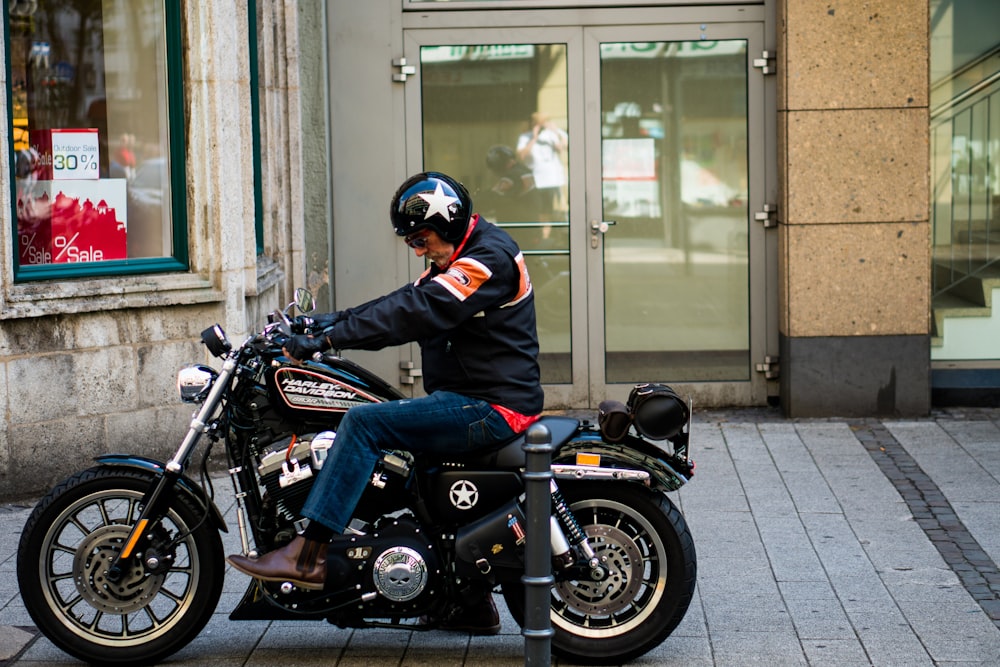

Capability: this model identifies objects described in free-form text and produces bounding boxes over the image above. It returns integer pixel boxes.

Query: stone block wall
[777,0,931,416]
[0,306,218,499]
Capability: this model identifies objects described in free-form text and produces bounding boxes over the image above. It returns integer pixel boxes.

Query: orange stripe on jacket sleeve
[431,258,493,301]
[503,252,533,307]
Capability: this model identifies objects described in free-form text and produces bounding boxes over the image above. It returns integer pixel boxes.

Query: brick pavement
[851,420,1000,628]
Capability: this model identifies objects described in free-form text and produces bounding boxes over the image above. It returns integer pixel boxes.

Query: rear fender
[95,455,228,532]
[555,433,692,492]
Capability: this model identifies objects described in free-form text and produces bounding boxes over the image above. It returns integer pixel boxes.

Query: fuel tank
[266,354,404,420]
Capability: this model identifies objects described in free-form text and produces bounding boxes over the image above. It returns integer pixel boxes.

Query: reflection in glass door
[417,42,573,384]
[407,23,765,406]
[597,40,750,383]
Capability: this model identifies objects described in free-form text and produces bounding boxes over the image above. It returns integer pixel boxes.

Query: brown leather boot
[227,535,327,590]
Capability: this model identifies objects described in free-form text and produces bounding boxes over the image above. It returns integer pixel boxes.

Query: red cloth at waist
[491,403,540,433]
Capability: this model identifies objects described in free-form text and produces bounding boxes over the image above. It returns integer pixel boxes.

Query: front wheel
[501,482,696,665]
[17,467,224,666]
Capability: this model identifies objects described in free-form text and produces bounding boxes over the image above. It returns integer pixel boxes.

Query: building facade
[0,1,330,499]
[0,1,994,500]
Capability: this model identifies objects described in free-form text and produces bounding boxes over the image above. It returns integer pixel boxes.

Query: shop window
[248,0,263,254]
[6,0,187,280]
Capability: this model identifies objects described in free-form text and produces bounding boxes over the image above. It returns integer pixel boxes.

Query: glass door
[404,27,589,406]
[404,21,768,407]
[585,25,767,404]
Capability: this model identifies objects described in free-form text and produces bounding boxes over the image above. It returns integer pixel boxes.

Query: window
[248,0,263,254]
[7,0,187,280]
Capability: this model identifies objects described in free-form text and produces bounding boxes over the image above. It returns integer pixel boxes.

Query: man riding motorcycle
[227,171,543,634]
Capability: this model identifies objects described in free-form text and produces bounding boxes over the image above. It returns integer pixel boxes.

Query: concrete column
[777,0,931,416]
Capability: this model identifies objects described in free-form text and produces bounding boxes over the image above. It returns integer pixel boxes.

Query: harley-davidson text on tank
[275,368,380,412]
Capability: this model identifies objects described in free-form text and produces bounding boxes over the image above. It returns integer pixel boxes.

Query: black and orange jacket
[325,216,543,416]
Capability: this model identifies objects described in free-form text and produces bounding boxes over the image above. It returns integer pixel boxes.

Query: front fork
[105,353,238,582]
[105,472,183,583]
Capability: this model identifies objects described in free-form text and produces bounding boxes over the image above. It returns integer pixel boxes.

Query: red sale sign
[17,207,52,265]
[17,179,128,265]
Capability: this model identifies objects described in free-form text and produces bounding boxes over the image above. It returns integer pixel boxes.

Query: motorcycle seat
[442,416,581,468]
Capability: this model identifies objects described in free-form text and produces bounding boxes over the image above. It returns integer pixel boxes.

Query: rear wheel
[17,467,224,666]
[501,482,696,664]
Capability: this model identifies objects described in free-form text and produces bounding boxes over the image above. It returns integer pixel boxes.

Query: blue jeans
[301,391,516,532]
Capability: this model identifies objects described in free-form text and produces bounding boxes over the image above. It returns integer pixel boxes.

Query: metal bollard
[522,422,554,666]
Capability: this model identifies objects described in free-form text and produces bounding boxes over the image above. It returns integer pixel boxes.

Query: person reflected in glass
[516,112,568,222]
[483,144,542,224]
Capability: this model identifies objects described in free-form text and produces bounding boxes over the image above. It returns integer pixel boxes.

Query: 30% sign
[51,128,100,180]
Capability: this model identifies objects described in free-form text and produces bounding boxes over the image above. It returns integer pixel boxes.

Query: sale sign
[51,129,100,180]
[17,193,52,265]
[29,128,101,181]
[16,179,128,265]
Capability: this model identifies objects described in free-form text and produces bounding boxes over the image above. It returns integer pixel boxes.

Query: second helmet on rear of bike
[390,171,473,243]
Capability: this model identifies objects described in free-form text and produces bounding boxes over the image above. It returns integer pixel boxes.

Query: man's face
[405,229,455,268]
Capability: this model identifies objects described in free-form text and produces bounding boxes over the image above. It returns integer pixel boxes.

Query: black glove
[284,333,329,362]
[312,311,343,329]
[293,311,342,334]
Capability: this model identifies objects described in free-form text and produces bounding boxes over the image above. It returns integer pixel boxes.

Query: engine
[258,432,334,521]
[258,431,415,531]
[326,515,444,616]
[253,426,445,617]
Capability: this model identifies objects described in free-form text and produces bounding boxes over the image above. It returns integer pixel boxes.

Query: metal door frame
[399,5,775,408]
[582,22,769,406]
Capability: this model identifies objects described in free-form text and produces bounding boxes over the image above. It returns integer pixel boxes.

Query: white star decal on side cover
[417,183,458,222]
[449,480,479,509]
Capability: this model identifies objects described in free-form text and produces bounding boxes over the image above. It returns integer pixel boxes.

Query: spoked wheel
[501,482,696,665]
[17,467,224,666]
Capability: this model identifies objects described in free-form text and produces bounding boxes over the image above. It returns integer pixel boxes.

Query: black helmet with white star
[390,172,473,243]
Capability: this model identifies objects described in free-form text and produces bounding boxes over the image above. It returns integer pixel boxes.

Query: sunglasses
[404,231,431,249]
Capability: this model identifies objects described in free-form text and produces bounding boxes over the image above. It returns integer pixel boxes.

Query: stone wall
[0,306,217,500]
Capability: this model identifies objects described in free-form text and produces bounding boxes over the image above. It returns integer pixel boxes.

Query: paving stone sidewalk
[1,409,999,665]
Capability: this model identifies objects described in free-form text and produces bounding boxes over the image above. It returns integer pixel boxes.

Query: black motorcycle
[17,289,697,665]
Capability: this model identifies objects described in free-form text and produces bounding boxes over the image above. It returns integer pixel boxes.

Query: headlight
[177,364,218,403]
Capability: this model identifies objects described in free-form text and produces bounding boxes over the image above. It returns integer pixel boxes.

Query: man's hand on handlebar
[283,333,329,364]
[291,311,342,336]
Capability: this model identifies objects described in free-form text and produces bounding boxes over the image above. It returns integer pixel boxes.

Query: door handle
[590,220,617,234]
[590,220,616,248]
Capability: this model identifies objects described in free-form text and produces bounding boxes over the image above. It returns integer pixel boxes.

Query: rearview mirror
[293,287,316,314]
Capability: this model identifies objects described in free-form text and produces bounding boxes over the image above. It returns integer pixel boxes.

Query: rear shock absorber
[550,479,605,579]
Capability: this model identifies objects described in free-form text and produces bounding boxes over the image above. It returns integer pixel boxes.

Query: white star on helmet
[417,183,459,222]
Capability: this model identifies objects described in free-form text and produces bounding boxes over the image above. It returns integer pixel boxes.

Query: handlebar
[203,294,327,361]
[261,311,327,363]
